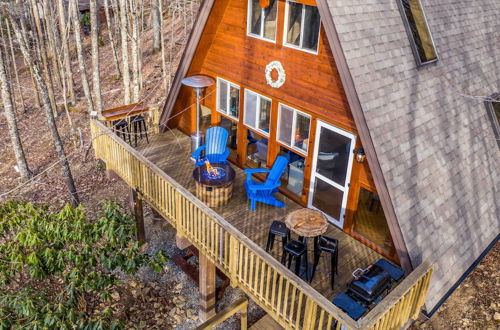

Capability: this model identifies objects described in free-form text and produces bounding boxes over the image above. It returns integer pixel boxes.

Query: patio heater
[181,75,215,157]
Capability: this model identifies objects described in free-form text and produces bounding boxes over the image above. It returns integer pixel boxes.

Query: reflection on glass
[400,0,437,63]
[353,188,394,251]
[312,177,343,221]
[220,116,238,162]
[259,98,271,132]
[218,80,228,113]
[280,147,305,197]
[246,131,268,169]
[244,91,257,128]
[278,106,293,146]
[295,113,310,152]
[316,127,351,186]
[303,5,320,51]
[286,2,302,46]
[263,0,278,40]
[229,85,239,118]
[200,105,212,133]
[250,0,262,35]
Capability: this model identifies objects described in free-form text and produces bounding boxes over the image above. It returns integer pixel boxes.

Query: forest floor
[0,6,498,330]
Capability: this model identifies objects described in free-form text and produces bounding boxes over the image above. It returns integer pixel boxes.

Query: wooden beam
[199,252,217,321]
[130,188,146,244]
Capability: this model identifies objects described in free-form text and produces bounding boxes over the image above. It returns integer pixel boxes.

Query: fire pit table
[193,163,235,207]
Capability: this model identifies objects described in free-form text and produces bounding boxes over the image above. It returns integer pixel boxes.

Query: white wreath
[265,61,286,88]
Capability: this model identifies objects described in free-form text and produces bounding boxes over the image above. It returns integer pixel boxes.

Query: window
[247,0,278,41]
[217,78,240,119]
[279,146,305,197]
[284,1,321,53]
[278,104,311,153]
[244,90,271,135]
[219,116,238,162]
[485,94,500,148]
[246,131,268,169]
[397,0,438,66]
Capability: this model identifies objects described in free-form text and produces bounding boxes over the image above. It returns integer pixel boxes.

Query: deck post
[130,188,146,244]
[199,252,217,321]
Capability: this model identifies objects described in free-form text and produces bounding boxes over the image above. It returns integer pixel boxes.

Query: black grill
[347,264,392,304]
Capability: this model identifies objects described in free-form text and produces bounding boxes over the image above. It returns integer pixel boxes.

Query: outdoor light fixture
[181,75,215,157]
[354,148,366,163]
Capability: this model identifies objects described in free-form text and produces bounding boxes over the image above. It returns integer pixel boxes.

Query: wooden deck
[136,130,382,301]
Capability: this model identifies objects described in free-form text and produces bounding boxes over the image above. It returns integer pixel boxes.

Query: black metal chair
[113,120,131,144]
[282,240,308,279]
[265,221,290,257]
[131,115,149,146]
[311,236,339,288]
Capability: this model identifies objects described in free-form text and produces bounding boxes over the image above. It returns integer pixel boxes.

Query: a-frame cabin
[162,0,408,268]
[91,0,499,328]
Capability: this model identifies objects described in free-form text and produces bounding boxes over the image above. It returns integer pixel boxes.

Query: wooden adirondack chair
[244,156,288,211]
[192,126,230,167]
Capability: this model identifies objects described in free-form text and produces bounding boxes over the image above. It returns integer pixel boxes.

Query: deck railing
[91,120,433,330]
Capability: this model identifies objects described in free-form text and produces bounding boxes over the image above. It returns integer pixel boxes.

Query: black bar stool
[265,221,290,256]
[113,120,131,144]
[312,236,339,289]
[131,115,149,146]
[282,240,308,279]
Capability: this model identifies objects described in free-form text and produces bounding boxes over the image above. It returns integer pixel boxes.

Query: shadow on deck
[137,130,382,301]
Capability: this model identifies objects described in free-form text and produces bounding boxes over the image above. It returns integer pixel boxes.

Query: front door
[308,121,356,228]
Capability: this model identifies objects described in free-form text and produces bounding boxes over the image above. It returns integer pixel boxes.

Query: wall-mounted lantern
[354,148,366,163]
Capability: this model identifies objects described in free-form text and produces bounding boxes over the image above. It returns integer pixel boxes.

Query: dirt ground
[0,5,498,330]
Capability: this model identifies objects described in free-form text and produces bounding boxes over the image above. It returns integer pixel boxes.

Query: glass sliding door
[308,121,356,228]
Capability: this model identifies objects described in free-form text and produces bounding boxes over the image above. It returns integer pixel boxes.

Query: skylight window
[397,0,438,66]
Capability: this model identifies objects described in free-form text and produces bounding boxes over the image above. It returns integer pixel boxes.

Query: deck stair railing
[90,120,433,330]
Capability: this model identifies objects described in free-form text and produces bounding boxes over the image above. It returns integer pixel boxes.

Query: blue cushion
[332,293,366,321]
[374,259,404,282]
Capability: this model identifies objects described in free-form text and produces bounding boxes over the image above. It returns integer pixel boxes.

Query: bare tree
[151,0,161,53]
[57,0,76,104]
[129,0,140,102]
[118,0,131,104]
[10,12,79,205]
[90,0,102,114]
[103,0,121,77]
[0,43,31,179]
[28,0,57,114]
[6,20,26,113]
[70,0,95,115]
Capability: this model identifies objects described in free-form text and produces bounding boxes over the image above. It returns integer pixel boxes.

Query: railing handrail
[91,120,433,330]
[196,297,248,329]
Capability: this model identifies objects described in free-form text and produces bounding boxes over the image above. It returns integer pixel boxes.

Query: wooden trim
[315,0,413,273]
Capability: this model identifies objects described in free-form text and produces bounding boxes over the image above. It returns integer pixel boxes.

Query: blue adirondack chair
[192,126,230,167]
[244,156,288,211]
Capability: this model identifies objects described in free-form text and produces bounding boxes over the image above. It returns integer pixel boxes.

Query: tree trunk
[10,14,79,205]
[158,0,168,91]
[57,0,76,105]
[28,0,58,115]
[90,0,102,114]
[103,0,121,77]
[119,0,131,104]
[129,0,140,102]
[42,0,64,91]
[0,45,31,179]
[6,20,26,114]
[70,0,95,115]
[151,0,160,53]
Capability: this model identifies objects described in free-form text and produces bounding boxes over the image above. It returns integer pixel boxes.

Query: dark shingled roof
[325,0,500,309]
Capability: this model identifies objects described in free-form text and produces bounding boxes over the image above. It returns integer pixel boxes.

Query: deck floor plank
[137,131,382,300]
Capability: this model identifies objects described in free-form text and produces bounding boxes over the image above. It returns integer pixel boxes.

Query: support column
[199,252,216,321]
[130,189,146,244]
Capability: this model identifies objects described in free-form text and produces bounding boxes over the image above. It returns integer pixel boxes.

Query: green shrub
[0,201,168,329]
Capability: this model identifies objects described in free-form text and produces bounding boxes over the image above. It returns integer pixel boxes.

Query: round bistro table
[192,163,235,207]
[284,208,328,281]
